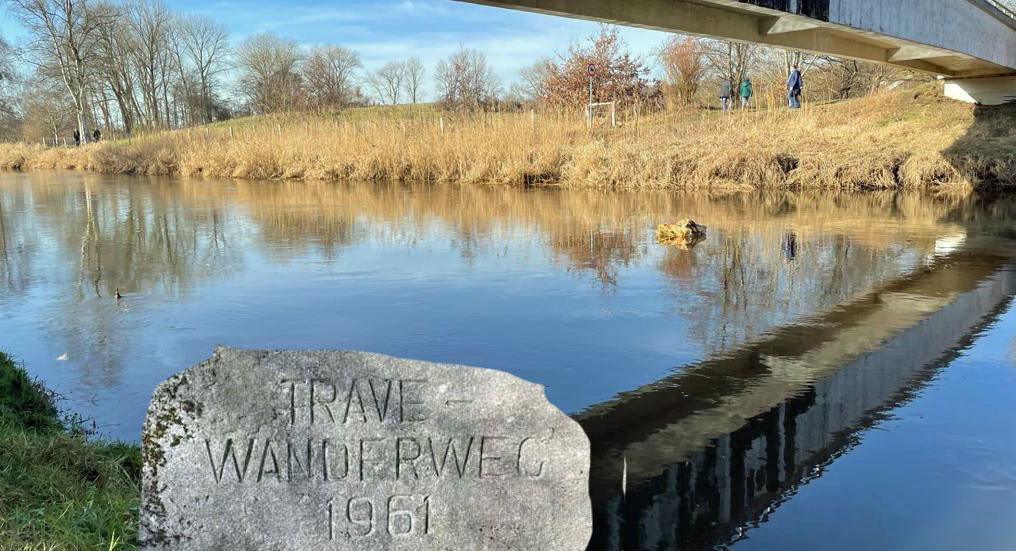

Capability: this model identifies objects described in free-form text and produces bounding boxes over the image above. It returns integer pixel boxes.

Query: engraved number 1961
[327,495,432,540]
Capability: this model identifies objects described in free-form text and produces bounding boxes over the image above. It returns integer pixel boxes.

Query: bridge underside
[459,0,1016,104]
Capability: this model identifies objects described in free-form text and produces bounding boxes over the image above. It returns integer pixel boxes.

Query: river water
[1,171,1015,550]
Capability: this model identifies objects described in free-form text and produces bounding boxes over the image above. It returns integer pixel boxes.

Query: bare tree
[434,47,500,110]
[403,57,424,103]
[21,73,72,142]
[303,45,361,110]
[518,58,552,101]
[527,26,651,109]
[175,14,228,123]
[7,0,114,143]
[0,36,21,137]
[366,61,406,105]
[91,1,140,134]
[234,32,303,113]
[702,40,759,90]
[783,50,820,77]
[659,36,707,106]
[125,0,172,127]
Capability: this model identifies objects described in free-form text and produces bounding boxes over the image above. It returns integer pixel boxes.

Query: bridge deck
[459,0,1016,78]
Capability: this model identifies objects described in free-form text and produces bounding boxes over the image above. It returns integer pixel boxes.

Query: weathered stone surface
[141,347,591,550]
[655,220,707,241]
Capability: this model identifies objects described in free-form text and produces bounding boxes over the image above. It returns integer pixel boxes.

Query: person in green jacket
[739,77,753,109]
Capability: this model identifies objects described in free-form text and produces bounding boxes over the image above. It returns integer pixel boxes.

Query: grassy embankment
[0,353,140,550]
[0,86,1013,190]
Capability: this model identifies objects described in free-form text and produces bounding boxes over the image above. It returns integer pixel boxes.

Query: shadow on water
[566,103,1016,550]
[577,231,1016,549]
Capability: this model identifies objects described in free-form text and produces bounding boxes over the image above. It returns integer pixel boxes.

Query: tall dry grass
[0,87,1012,190]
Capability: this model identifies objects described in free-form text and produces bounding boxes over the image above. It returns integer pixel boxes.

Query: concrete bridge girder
[458,0,1016,104]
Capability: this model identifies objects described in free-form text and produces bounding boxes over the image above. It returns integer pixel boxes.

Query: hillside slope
[1,89,1012,190]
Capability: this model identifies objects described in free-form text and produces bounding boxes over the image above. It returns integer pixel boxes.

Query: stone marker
[141,347,591,550]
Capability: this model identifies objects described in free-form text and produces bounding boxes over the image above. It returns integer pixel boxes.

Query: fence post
[611,102,616,128]
[440,117,444,134]
[277,123,282,138]
[229,127,234,139]
[530,109,535,131]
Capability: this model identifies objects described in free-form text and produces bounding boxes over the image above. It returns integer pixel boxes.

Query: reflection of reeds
[1,88,1012,189]
[9,173,1008,354]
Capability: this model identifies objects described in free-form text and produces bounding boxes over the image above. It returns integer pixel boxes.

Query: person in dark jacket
[73,129,80,146]
[92,128,101,142]
[739,77,753,109]
[719,79,733,112]
[787,66,803,109]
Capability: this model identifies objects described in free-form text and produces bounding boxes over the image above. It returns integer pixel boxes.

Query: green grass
[0,353,141,550]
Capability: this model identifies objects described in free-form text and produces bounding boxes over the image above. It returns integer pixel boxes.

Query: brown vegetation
[525,26,655,109]
[0,87,1012,190]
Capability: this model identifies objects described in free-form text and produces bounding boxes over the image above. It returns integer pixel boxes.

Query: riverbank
[1,87,1013,190]
[0,353,140,549]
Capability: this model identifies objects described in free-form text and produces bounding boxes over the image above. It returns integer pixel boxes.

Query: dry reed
[1,87,1013,190]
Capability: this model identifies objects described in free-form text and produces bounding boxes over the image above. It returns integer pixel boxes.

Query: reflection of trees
[215,181,993,352]
[0,185,40,303]
[14,173,247,389]
[660,227,935,352]
[226,180,359,261]
[3,174,1008,388]
[31,175,245,299]
[549,228,639,287]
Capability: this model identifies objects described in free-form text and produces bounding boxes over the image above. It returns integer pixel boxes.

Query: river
[1,171,1015,550]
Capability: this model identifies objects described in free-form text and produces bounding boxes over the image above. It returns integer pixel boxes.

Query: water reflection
[580,253,1015,549]
[1,172,1015,549]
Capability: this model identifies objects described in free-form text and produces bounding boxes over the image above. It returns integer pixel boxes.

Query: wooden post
[610,102,616,128]
[229,127,234,139]
[277,124,282,138]
[530,109,535,131]
[440,117,444,134]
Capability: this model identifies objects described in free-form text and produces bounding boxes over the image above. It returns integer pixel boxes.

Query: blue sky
[2,0,671,100]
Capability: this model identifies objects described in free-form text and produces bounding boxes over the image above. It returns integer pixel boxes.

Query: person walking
[719,79,733,112]
[92,128,101,142]
[739,77,753,109]
[72,129,80,146]
[787,66,803,109]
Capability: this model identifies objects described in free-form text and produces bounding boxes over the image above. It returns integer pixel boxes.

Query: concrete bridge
[571,237,1015,549]
[456,0,1016,104]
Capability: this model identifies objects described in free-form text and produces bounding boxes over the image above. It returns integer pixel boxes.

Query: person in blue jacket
[787,66,803,109]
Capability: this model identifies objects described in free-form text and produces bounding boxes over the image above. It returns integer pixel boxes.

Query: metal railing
[981,0,1016,22]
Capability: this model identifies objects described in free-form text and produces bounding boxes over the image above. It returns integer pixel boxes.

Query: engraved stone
[141,347,591,550]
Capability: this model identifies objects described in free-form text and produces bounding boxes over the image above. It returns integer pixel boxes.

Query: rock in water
[656,220,707,247]
[141,347,591,550]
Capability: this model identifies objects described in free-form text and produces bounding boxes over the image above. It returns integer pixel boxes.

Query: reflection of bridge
[458,0,1016,105]
[573,239,1015,549]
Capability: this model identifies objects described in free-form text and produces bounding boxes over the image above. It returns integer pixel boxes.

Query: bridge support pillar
[943,76,1016,106]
